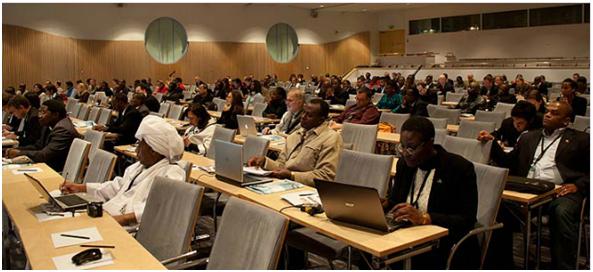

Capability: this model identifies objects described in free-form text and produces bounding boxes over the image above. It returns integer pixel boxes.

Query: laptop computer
[24,173,96,212]
[237,115,260,137]
[213,140,272,187]
[314,179,411,233]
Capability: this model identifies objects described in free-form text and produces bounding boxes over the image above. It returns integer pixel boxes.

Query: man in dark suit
[393,88,429,117]
[136,83,160,113]
[5,99,78,172]
[480,74,498,97]
[3,95,42,147]
[94,93,143,150]
[487,101,589,269]
[383,117,480,269]
[558,78,587,119]
[130,93,150,118]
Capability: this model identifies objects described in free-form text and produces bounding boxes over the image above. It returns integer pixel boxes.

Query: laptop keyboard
[55,194,88,206]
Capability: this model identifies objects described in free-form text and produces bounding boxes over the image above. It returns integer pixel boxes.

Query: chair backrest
[213,98,226,112]
[475,110,506,128]
[446,92,465,103]
[207,197,289,270]
[472,162,508,264]
[243,136,270,163]
[493,102,514,117]
[87,106,101,122]
[572,115,590,133]
[371,93,384,104]
[136,177,204,263]
[65,98,79,114]
[341,123,378,153]
[252,102,267,117]
[442,136,492,164]
[206,125,237,159]
[426,104,442,117]
[434,128,447,145]
[379,112,409,133]
[70,102,83,117]
[83,129,106,160]
[177,160,193,183]
[87,94,95,105]
[253,93,266,104]
[158,102,171,116]
[457,120,496,139]
[334,149,393,197]
[432,108,461,125]
[97,108,112,126]
[586,106,590,117]
[345,99,357,108]
[580,94,590,105]
[76,104,91,120]
[62,138,91,183]
[427,117,448,129]
[82,149,116,183]
[183,90,192,100]
[167,104,184,120]
[154,93,164,102]
[127,92,134,102]
[437,94,445,105]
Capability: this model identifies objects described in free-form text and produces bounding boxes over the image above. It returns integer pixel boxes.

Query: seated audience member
[495,84,517,104]
[130,93,150,117]
[342,80,356,95]
[263,88,305,136]
[325,82,350,106]
[487,101,589,269]
[5,100,78,172]
[17,83,27,95]
[425,75,435,90]
[457,81,486,114]
[417,81,438,105]
[576,76,589,94]
[393,88,429,117]
[192,83,214,107]
[467,74,475,85]
[165,81,184,103]
[480,75,498,97]
[436,74,454,96]
[248,99,341,186]
[533,75,548,96]
[383,117,479,269]
[154,80,169,95]
[3,95,42,147]
[217,90,244,129]
[75,82,90,103]
[94,93,143,149]
[135,84,160,113]
[97,81,113,97]
[558,78,587,119]
[263,87,288,119]
[376,80,403,111]
[477,100,542,148]
[525,89,547,117]
[183,103,216,154]
[454,76,465,89]
[61,116,185,226]
[24,91,41,109]
[330,87,380,129]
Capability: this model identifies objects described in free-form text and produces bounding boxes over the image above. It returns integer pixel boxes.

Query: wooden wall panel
[2,25,370,88]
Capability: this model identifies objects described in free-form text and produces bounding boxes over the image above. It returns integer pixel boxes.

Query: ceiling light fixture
[320,5,324,8]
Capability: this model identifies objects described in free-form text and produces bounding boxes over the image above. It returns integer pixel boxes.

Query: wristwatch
[421,212,431,225]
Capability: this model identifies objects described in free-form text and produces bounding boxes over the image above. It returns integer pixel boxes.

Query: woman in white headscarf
[61,116,186,226]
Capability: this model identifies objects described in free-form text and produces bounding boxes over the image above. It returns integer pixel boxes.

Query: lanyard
[409,169,433,209]
[530,131,563,168]
[125,167,145,192]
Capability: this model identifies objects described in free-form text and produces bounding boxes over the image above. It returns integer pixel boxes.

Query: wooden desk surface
[207,111,279,124]
[3,138,19,147]
[2,163,165,269]
[164,118,190,131]
[502,185,562,205]
[70,117,118,140]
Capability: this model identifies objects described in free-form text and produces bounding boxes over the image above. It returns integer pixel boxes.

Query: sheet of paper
[281,190,320,206]
[51,227,103,248]
[35,212,81,222]
[197,165,215,173]
[11,167,42,175]
[243,166,272,176]
[52,249,114,270]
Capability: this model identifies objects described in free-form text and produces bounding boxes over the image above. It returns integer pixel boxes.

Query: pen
[17,169,37,172]
[61,234,90,239]
[80,245,115,249]
[299,193,314,196]
[45,211,65,217]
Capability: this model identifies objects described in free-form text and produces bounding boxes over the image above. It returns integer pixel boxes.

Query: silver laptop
[314,179,411,233]
[237,115,260,137]
[24,173,96,212]
[213,140,272,187]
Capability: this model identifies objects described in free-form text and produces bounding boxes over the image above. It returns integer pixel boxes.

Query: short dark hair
[308,98,329,119]
[7,95,30,109]
[42,99,67,118]
[187,103,211,129]
[66,81,73,87]
[401,117,435,142]
[511,100,537,122]
[357,86,373,99]
[385,80,397,89]
[577,76,588,85]
[563,78,577,90]
[24,92,40,109]
[132,93,146,104]
[274,87,287,100]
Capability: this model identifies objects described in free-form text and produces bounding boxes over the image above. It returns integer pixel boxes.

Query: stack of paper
[247,179,304,194]
[243,166,272,176]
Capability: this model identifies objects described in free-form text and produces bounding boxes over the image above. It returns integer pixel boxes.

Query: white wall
[376,3,590,59]
[2,3,374,44]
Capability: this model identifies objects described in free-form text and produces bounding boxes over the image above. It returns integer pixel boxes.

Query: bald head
[543,101,573,132]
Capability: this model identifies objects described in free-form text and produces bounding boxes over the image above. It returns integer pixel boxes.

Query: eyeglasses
[396,141,426,156]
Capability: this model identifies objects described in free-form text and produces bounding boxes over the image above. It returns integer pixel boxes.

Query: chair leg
[347,246,352,270]
[577,219,583,269]
[327,258,335,270]
[213,192,221,232]
[283,244,289,270]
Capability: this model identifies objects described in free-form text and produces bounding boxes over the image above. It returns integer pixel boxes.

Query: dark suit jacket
[491,116,543,147]
[393,100,429,117]
[16,107,42,147]
[107,105,143,145]
[386,145,479,268]
[19,117,78,172]
[571,96,588,119]
[491,128,590,196]
[145,95,160,113]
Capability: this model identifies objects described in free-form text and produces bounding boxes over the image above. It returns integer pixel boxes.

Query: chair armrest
[160,250,200,266]
[446,222,504,269]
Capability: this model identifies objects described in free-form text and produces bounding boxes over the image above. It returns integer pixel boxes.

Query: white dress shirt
[406,168,435,212]
[528,128,564,185]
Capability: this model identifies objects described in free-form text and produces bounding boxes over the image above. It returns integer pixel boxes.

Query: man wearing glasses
[382,117,479,269]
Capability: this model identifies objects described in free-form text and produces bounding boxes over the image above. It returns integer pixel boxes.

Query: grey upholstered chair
[379,112,410,133]
[252,102,267,117]
[427,117,448,129]
[82,149,116,183]
[149,111,165,118]
[206,125,236,159]
[341,123,378,153]
[76,104,91,120]
[213,98,226,112]
[87,106,101,122]
[427,104,447,117]
[158,102,171,117]
[243,135,270,163]
[154,93,164,102]
[70,102,83,118]
[206,197,289,269]
[493,102,514,117]
[97,108,113,126]
[446,92,465,103]
[65,98,79,114]
[447,163,508,269]
[434,128,448,145]
[442,136,492,164]
[167,104,185,120]
[572,116,590,133]
[457,120,496,139]
[431,108,461,125]
[177,160,193,183]
[136,177,204,269]
[475,110,506,128]
[63,138,91,183]
[83,129,105,161]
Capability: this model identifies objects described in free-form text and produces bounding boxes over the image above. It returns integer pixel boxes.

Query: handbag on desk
[505,175,556,195]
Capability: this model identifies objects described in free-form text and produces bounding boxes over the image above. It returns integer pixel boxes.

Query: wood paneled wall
[3,25,370,88]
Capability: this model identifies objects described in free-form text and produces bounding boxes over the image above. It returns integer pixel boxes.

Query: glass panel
[266,23,299,63]
[585,4,589,23]
[530,4,582,26]
[409,18,440,35]
[442,14,481,32]
[482,9,527,30]
[144,17,188,64]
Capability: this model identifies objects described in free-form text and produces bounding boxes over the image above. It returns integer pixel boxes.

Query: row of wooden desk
[2,163,165,269]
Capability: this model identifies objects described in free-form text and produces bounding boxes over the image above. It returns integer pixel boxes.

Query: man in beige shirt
[248,99,342,186]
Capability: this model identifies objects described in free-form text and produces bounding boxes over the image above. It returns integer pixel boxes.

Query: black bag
[505,176,556,195]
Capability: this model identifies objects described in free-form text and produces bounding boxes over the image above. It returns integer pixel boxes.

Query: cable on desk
[279,205,303,212]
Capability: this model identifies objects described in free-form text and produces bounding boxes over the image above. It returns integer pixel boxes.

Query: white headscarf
[135,115,184,162]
